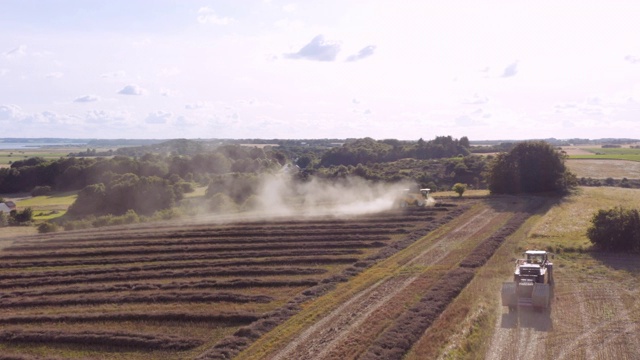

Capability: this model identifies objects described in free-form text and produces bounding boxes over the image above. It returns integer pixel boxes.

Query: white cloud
[462,94,489,105]
[282,3,297,13]
[118,84,147,95]
[284,35,341,62]
[624,55,640,64]
[0,69,8,76]
[197,6,235,25]
[74,95,100,103]
[185,101,210,110]
[3,45,27,58]
[101,70,127,79]
[346,45,376,62]
[0,104,24,121]
[174,116,195,127]
[85,110,134,126]
[274,18,304,31]
[501,61,518,78]
[158,67,181,77]
[159,88,173,97]
[23,111,80,125]
[46,72,64,79]
[145,111,172,124]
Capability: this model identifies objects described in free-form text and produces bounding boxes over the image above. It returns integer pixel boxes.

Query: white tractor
[501,250,554,312]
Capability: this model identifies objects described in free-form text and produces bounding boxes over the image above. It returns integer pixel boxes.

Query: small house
[0,201,16,213]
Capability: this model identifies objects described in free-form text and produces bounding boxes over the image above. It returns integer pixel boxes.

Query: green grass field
[526,186,640,251]
[569,147,640,162]
[0,148,76,167]
[2,192,78,224]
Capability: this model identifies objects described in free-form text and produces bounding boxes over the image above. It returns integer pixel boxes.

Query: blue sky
[2,0,640,140]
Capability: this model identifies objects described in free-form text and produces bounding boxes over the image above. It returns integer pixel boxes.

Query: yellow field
[567,159,640,179]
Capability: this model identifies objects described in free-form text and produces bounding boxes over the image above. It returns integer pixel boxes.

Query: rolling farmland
[1,191,639,359]
[0,204,463,359]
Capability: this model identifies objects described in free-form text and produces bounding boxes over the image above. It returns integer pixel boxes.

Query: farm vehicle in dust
[501,250,554,312]
[395,188,431,208]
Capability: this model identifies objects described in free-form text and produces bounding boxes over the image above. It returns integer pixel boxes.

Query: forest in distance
[1,135,639,231]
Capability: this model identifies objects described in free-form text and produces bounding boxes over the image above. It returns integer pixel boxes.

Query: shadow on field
[591,252,640,273]
[500,306,553,332]
[479,194,565,217]
[501,285,554,332]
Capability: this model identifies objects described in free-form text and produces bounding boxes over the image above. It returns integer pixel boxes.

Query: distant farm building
[0,201,16,213]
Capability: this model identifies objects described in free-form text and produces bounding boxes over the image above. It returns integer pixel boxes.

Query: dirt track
[255,203,513,360]
[486,253,640,360]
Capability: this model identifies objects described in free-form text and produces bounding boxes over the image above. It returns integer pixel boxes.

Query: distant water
[0,143,86,150]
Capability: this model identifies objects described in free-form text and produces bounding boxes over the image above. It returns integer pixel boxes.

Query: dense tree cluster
[1,136,488,220]
[0,145,283,195]
[67,174,179,216]
[319,136,471,167]
[487,141,577,194]
[587,207,640,252]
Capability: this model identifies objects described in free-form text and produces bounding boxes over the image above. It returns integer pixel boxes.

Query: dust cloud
[248,173,424,219]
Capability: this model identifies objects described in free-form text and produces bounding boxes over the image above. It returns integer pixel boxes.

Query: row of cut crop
[195,206,463,360]
[0,267,327,289]
[0,249,362,269]
[0,256,358,281]
[0,329,203,351]
[5,234,393,252]
[0,311,260,325]
[1,279,320,299]
[0,291,273,308]
[0,241,387,260]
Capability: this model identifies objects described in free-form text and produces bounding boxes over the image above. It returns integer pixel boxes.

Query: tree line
[1,137,581,227]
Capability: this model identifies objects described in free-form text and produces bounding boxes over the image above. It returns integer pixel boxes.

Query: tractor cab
[515,250,553,280]
[525,250,549,265]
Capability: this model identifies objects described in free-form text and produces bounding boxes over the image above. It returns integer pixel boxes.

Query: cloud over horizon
[346,45,376,62]
[74,95,100,103]
[145,111,172,124]
[284,35,341,61]
[501,62,518,78]
[118,84,147,95]
[3,45,27,58]
[197,6,235,25]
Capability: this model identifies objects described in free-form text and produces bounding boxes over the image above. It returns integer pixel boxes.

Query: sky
[1,1,640,140]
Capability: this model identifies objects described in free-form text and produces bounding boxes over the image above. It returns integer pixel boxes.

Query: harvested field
[235,196,543,360]
[0,206,459,359]
[566,159,640,179]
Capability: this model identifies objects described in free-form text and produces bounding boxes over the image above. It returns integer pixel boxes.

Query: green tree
[452,183,467,197]
[587,207,640,252]
[487,141,576,194]
[10,207,33,224]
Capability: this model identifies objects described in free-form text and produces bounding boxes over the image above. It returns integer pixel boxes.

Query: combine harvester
[396,188,431,208]
[501,250,554,312]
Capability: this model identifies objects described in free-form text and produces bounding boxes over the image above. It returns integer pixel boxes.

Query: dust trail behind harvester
[249,173,422,219]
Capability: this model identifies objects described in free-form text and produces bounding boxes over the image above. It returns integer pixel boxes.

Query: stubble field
[1,188,639,359]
